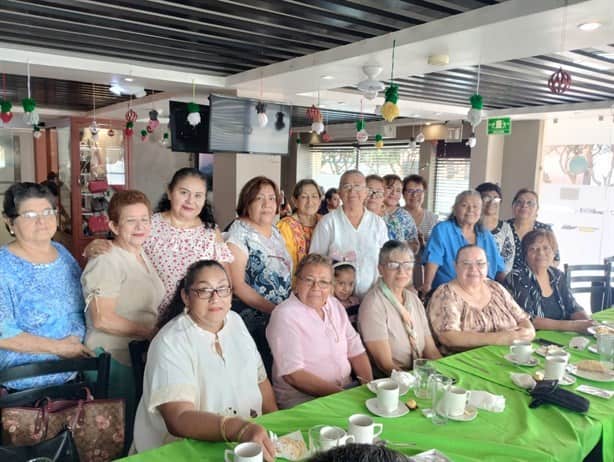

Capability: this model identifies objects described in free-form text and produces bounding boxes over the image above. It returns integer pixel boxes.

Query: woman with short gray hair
[422,190,505,294]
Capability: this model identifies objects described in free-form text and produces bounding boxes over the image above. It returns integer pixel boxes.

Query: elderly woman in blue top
[0,182,90,390]
[422,190,505,295]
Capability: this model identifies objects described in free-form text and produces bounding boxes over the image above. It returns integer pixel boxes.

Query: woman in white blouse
[133,260,277,460]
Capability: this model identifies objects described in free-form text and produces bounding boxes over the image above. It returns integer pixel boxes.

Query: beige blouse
[359,286,430,375]
[82,245,165,365]
[428,279,528,354]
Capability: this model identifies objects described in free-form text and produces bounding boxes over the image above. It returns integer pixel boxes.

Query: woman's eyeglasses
[513,199,537,208]
[481,196,501,204]
[190,286,233,300]
[297,276,332,289]
[385,261,414,271]
[17,209,58,220]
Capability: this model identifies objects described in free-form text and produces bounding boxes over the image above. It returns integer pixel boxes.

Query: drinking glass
[413,358,435,399]
[597,333,614,371]
[430,374,453,425]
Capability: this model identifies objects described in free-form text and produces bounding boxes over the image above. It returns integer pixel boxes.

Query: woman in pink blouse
[266,254,372,409]
[85,168,233,318]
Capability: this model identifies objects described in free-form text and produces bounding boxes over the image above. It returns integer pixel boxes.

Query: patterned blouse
[277,214,319,272]
[503,266,583,320]
[142,213,234,316]
[507,219,560,271]
[384,207,418,242]
[428,279,529,354]
[0,243,85,390]
[490,220,515,273]
[226,219,292,310]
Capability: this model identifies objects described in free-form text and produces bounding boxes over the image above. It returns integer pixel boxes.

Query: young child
[333,262,360,325]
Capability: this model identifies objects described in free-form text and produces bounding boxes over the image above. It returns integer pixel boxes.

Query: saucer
[588,345,598,354]
[504,353,538,367]
[367,378,411,396]
[535,369,576,385]
[437,405,478,422]
[365,398,409,418]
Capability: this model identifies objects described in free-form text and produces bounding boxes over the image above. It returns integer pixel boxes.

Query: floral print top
[384,207,418,242]
[490,220,515,273]
[226,219,292,310]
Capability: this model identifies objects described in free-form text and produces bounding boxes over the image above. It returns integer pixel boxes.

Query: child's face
[334,269,355,302]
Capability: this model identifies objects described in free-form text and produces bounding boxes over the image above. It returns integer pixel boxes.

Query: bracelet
[219,416,230,442]
[235,421,252,443]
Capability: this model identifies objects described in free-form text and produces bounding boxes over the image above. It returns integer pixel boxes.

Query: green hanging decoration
[381,40,400,122]
[0,100,11,113]
[375,134,384,149]
[140,129,148,141]
[22,97,36,113]
[470,93,483,110]
[356,120,366,131]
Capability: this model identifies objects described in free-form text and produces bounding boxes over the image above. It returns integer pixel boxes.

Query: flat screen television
[208,94,291,155]
[169,100,210,153]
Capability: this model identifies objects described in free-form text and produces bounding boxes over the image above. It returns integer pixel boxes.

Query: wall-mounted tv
[169,100,210,153]
[208,94,292,155]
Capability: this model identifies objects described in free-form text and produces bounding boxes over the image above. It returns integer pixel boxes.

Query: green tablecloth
[119,309,614,462]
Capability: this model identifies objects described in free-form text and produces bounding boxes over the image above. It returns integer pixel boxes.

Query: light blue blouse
[423,219,505,290]
[0,242,85,390]
[384,207,418,242]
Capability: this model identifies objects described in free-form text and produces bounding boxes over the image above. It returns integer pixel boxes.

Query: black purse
[529,380,590,413]
[0,427,80,462]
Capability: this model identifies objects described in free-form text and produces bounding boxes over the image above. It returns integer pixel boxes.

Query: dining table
[119,308,614,462]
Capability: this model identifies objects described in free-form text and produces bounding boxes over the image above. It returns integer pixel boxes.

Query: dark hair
[157,260,230,329]
[512,188,539,206]
[307,444,405,462]
[333,263,356,277]
[292,179,322,200]
[521,228,559,260]
[3,182,56,220]
[108,190,151,224]
[475,182,502,199]
[236,176,280,218]
[455,244,485,263]
[379,239,413,265]
[382,174,402,189]
[155,168,216,229]
[402,174,427,192]
[324,188,338,201]
[365,174,384,185]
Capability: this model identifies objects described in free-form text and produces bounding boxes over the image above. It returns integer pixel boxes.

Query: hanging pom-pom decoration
[33,125,42,139]
[125,122,134,137]
[275,112,285,130]
[186,102,201,126]
[140,129,148,141]
[124,108,137,137]
[548,67,572,94]
[148,110,160,131]
[375,134,384,149]
[0,100,13,124]
[466,93,483,129]
[255,102,268,128]
[22,97,39,126]
[321,131,332,143]
[306,105,321,122]
[90,120,99,142]
[107,128,115,137]
[416,131,425,144]
[311,120,324,135]
[160,132,170,146]
[466,134,477,148]
[408,137,417,150]
[296,136,301,145]
[381,85,400,122]
[356,119,368,143]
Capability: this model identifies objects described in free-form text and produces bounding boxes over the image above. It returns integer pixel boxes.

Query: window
[299,144,420,192]
[433,157,471,219]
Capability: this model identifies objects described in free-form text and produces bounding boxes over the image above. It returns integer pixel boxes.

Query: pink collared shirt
[266,293,366,409]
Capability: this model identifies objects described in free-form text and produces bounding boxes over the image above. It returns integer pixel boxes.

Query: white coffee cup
[348,413,383,444]
[442,386,471,417]
[224,442,263,462]
[510,340,533,363]
[376,380,399,413]
[544,355,567,380]
[319,426,355,451]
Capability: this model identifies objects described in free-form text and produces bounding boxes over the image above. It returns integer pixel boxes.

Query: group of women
[0,168,594,462]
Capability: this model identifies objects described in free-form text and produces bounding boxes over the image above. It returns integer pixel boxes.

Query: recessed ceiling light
[124,77,134,82]
[577,22,601,31]
[425,122,432,125]
[321,75,334,80]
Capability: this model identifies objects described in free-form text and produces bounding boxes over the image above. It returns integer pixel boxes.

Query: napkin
[275,431,308,461]
[510,372,537,390]
[391,369,415,388]
[467,390,506,412]
[569,336,590,350]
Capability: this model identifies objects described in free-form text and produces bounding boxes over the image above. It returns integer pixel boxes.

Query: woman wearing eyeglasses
[428,245,534,354]
[475,183,515,273]
[507,188,559,271]
[133,260,277,459]
[359,241,441,377]
[266,254,372,409]
[0,182,91,391]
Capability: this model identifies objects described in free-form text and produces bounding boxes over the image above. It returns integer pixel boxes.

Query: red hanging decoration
[306,104,322,122]
[0,74,13,124]
[124,108,137,137]
[548,68,572,94]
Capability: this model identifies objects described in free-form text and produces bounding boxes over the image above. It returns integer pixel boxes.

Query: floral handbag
[1,388,124,462]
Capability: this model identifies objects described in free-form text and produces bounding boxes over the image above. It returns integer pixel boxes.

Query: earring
[8,229,15,236]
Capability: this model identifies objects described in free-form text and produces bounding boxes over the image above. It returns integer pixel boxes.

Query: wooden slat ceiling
[291,106,390,127]
[0,0,507,76]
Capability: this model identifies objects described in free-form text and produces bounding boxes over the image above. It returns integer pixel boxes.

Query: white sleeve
[309,216,332,255]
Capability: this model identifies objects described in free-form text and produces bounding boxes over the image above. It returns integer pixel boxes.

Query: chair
[604,257,614,309]
[0,353,111,409]
[129,340,150,405]
[564,264,609,313]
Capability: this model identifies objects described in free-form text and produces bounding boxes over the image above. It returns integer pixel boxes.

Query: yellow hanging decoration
[375,134,384,149]
[380,40,400,122]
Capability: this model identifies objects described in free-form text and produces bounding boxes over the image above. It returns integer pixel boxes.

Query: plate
[535,345,567,357]
[504,353,538,367]
[365,398,409,418]
[588,345,598,354]
[535,369,576,385]
[436,404,478,422]
[587,323,614,337]
[567,364,614,383]
[408,449,453,462]
[367,378,411,395]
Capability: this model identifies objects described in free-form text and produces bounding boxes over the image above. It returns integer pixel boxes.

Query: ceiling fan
[356,65,385,100]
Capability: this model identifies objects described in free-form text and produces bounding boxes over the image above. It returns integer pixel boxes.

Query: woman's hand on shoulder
[83,239,113,259]
[240,423,276,462]
[54,336,95,358]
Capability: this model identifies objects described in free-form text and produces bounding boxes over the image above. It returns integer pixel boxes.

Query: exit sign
[487,117,512,135]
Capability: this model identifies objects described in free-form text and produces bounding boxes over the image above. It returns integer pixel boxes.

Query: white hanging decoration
[466,134,477,148]
[186,80,201,127]
[356,129,368,143]
[465,65,484,148]
[256,102,268,128]
[311,121,325,135]
[22,62,40,128]
[415,131,425,143]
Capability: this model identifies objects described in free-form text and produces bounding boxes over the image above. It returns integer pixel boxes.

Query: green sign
[487,117,512,135]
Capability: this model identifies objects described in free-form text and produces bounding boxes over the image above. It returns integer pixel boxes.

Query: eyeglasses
[297,276,332,289]
[340,183,366,192]
[190,286,232,300]
[460,260,487,268]
[404,188,424,195]
[368,189,384,199]
[385,261,414,271]
[17,209,58,220]
[482,196,501,204]
[514,199,537,208]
